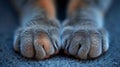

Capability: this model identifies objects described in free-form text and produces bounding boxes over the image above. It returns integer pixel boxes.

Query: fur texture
[12,0,111,60]
[61,0,111,59]
[13,0,61,60]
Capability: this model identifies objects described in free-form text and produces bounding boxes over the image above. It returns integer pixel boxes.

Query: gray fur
[13,0,61,60]
[13,0,110,60]
[62,0,111,59]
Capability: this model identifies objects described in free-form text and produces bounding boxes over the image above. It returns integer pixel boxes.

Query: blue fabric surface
[0,0,120,67]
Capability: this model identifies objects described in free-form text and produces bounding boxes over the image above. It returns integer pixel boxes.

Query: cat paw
[62,28,109,59]
[13,21,60,60]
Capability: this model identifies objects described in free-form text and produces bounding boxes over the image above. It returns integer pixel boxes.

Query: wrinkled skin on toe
[13,19,61,60]
[62,19,109,59]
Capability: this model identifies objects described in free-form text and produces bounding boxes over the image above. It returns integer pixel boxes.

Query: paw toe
[13,28,22,52]
[34,32,55,59]
[100,29,109,53]
[88,30,102,58]
[75,31,90,59]
[20,30,35,58]
[34,43,46,59]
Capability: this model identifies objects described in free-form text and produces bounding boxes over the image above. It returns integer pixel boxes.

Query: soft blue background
[0,0,120,67]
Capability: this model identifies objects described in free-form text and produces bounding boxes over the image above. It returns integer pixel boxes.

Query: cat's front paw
[62,27,109,59]
[13,25,60,60]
